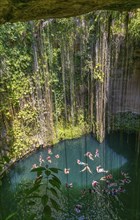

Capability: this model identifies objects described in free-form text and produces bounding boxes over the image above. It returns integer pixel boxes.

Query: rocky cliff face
[0,0,140,24]
[108,41,140,114]
[85,12,140,141]
[0,11,139,161]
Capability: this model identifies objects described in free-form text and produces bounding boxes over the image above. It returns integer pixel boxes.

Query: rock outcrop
[0,0,140,24]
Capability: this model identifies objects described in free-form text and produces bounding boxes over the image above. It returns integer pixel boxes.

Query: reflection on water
[0,132,140,220]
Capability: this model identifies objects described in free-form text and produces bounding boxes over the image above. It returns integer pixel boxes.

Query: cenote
[0,6,140,220]
[0,132,140,220]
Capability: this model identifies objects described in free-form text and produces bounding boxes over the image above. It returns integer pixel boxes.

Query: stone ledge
[0,0,140,24]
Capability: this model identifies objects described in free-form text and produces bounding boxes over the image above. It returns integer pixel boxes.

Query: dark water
[0,132,140,220]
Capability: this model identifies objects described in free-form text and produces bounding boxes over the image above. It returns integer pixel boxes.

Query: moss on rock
[0,0,140,24]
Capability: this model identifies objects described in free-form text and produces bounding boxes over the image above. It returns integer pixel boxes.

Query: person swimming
[95,149,100,158]
[64,168,70,174]
[32,163,38,169]
[96,165,108,173]
[75,204,82,213]
[100,174,113,181]
[46,156,52,163]
[107,182,117,188]
[111,189,118,196]
[48,148,52,155]
[80,165,92,174]
[121,171,130,180]
[92,180,99,187]
[118,186,125,193]
[66,183,73,188]
[84,152,94,160]
[55,154,60,159]
[77,159,88,166]
[120,178,131,184]
[39,155,44,166]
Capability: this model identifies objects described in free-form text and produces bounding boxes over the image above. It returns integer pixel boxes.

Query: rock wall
[0,0,140,24]
[109,42,140,114]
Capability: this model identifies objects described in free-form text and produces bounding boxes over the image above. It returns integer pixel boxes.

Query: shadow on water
[0,132,140,220]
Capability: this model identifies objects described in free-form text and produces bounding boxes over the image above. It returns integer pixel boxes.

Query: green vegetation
[2,166,62,220]
[111,112,140,132]
[0,8,140,220]
[129,10,140,39]
[0,10,140,171]
[93,63,105,83]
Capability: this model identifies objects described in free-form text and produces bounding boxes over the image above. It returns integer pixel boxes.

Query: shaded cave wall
[92,12,140,141]
[109,44,140,114]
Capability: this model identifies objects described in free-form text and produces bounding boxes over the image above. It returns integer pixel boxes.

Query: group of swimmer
[73,170,131,216]
[31,147,131,217]
[64,148,131,199]
[32,147,131,199]
[74,160,131,215]
[64,148,107,175]
[32,148,60,169]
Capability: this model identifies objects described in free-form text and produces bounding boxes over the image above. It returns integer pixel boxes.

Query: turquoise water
[0,132,140,220]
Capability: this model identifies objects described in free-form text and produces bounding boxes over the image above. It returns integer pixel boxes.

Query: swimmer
[55,154,60,158]
[77,159,88,166]
[100,176,106,181]
[48,148,52,155]
[75,204,82,213]
[107,182,117,188]
[119,186,125,193]
[84,152,94,160]
[66,183,73,188]
[95,148,100,158]
[32,163,38,169]
[92,180,99,187]
[100,174,113,181]
[39,155,44,166]
[121,171,130,179]
[80,165,92,174]
[96,165,108,173]
[120,178,131,184]
[64,168,70,174]
[111,189,118,196]
[46,156,52,163]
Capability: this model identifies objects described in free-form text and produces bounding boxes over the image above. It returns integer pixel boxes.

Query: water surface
[0,132,140,220]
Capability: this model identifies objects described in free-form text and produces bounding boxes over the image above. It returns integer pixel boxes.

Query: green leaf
[43,205,52,218]
[27,200,36,206]
[49,187,59,198]
[28,214,36,220]
[52,175,61,185]
[41,195,48,206]
[3,156,10,163]
[50,198,60,211]
[5,212,17,220]
[26,184,40,196]
[45,169,51,176]
[49,179,61,190]
[49,179,56,187]
[26,195,41,199]
[49,168,60,173]
[31,167,46,172]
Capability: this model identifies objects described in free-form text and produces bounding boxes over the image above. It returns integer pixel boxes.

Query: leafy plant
[93,63,104,83]
[16,166,63,220]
